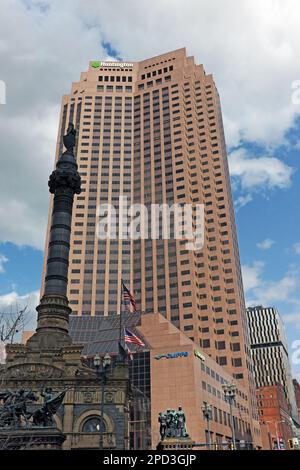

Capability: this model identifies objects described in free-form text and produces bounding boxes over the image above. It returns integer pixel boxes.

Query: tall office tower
[247,305,298,420]
[42,49,259,435]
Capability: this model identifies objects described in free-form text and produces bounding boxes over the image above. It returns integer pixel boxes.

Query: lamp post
[93,353,112,450]
[222,382,237,450]
[201,403,212,450]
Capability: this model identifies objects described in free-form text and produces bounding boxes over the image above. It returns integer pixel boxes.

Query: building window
[218,356,227,366]
[184,325,193,331]
[82,417,104,433]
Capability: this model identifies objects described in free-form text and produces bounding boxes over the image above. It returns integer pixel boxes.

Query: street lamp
[201,403,212,450]
[93,353,112,450]
[222,382,237,450]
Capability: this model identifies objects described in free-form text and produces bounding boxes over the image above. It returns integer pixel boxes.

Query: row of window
[97,85,132,92]
[201,379,248,412]
[98,75,132,83]
[141,65,173,79]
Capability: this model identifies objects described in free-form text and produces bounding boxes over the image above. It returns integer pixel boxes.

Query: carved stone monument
[0,123,130,450]
[157,407,195,450]
[0,388,66,449]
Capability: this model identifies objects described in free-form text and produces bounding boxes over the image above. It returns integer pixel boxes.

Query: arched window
[82,417,105,433]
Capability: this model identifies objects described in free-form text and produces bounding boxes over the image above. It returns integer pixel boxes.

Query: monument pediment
[1,362,64,380]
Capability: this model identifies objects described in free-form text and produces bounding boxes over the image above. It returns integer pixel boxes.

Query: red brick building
[256,384,293,449]
[293,379,300,422]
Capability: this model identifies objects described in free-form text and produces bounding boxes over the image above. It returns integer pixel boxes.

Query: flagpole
[119,278,123,354]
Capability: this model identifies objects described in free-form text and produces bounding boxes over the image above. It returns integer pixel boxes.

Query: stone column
[28,123,81,351]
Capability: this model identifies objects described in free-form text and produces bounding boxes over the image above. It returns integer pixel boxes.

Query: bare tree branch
[0,303,30,344]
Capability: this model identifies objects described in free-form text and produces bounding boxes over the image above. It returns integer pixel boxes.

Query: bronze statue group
[158,406,189,440]
[0,388,65,428]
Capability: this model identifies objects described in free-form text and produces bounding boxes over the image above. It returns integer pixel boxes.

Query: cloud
[284,313,300,330]
[228,148,294,191]
[242,261,300,307]
[293,242,300,254]
[0,289,39,336]
[1,0,300,247]
[0,290,39,312]
[0,254,8,273]
[87,0,300,147]
[257,238,275,250]
[234,194,253,211]
[0,0,108,249]
[241,261,265,293]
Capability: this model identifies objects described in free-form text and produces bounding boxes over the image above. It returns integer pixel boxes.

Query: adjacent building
[247,305,298,420]
[293,379,300,422]
[41,48,260,440]
[256,384,294,449]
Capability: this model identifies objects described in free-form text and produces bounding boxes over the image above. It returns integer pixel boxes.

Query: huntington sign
[91,61,134,68]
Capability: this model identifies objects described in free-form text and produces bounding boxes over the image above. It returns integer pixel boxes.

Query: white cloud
[1,0,300,247]
[0,0,108,249]
[0,290,39,312]
[228,148,294,191]
[294,242,300,254]
[0,289,39,335]
[242,261,265,293]
[87,0,300,147]
[257,238,275,250]
[242,261,300,307]
[284,313,300,330]
[0,254,8,273]
[234,194,253,211]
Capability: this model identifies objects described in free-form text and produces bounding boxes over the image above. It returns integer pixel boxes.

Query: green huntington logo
[91,61,101,68]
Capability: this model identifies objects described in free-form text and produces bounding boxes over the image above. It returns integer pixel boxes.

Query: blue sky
[0,0,300,379]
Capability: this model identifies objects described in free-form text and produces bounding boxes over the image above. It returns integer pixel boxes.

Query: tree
[0,304,29,363]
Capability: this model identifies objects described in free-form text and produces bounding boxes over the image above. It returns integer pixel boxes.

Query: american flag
[122,281,137,312]
[125,343,134,361]
[124,328,145,347]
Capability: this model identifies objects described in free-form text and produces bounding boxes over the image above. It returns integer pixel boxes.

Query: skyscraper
[42,48,259,437]
[247,305,298,420]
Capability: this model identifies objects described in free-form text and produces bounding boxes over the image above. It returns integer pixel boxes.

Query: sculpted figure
[32,389,66,427]
[176,406,189,438]
[158,412,167,440]
[0,389,37,427]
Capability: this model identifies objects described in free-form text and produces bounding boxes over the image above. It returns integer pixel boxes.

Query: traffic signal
[288,439,294,450]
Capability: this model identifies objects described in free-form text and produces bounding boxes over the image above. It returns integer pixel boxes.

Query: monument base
[156,437,195,450]
[0,426,66,450]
